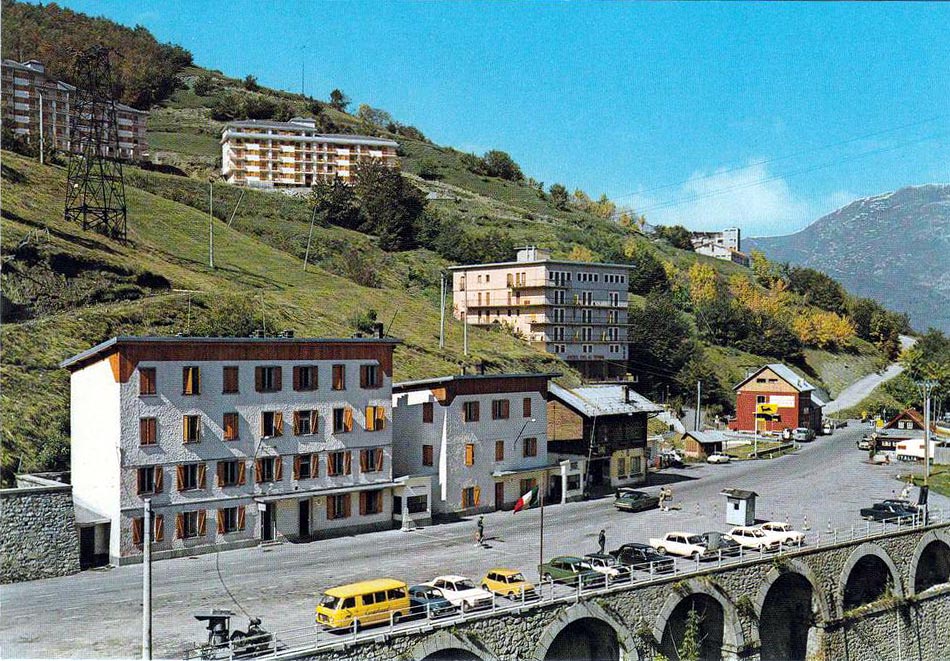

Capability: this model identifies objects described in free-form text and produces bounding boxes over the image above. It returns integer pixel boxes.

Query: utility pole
[695,380,702,431]
[142,499,152,660]
[303,203,317,272]
[208,181,214,269]
[439,273,446,349]
[462,275,469,356]
[38,92,45,165]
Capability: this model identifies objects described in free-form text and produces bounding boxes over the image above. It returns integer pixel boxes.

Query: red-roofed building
[729,364,824,433]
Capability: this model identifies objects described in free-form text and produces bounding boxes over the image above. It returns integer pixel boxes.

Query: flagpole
[539,477,545,571]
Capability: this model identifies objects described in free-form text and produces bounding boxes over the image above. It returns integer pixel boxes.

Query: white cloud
[623,162,831,237]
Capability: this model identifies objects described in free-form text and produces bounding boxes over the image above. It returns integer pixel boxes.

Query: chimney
[372,322,385,339]
[623,385,631,403]
[478,361,487,375]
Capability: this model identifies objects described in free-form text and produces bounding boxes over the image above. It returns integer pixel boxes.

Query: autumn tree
[791,310,855,349]
[567,245,597,262]
[687,262,719,305]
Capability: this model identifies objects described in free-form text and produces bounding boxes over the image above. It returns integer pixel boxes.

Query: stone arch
[653,578,745,659]
[410,629,492,661]
[532,600,640,661]
[756,564,827,661]
[837,542,904,617]
[908,529,950,596]
[755,559,831,623]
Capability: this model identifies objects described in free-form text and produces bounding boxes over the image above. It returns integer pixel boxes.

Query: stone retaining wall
[0,480,80,583]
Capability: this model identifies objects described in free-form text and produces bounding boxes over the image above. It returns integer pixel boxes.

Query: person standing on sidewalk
[598,529,606,555]
[476,515,485,546]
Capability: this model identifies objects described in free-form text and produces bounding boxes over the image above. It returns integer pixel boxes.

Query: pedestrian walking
[476,515,484,546]
[598,529,606,555]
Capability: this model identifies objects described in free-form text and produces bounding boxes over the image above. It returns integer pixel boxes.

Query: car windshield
[319,595,340,610]
[687,535,704,544]
[508,573,525,582]
[454,580,476,590]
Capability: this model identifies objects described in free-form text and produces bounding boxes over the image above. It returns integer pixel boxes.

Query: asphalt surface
[824,334,916,414]
[2,421,946,659]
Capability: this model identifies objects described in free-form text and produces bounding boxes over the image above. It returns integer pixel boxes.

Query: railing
[181,509,946,660]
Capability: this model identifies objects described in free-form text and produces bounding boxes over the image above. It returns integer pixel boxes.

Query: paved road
[825,335,917,414]
[2,421,946,659]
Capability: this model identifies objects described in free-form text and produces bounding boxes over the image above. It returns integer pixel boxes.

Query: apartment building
[690,228,750,267]
[220,117,399,188]
[1,59,148,161]
[61,335,399,565]
[450,247,631,379]
[391,372,584,517]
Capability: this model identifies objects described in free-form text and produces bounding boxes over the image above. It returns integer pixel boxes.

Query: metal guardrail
[182,509,947,660]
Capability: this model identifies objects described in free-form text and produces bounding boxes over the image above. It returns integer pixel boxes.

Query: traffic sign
[756,403,779,415]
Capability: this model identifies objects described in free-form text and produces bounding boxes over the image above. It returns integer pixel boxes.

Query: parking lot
[3,421,947,658]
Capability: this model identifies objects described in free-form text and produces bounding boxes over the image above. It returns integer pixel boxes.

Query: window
[255,456,282,483]
[360,448,384,473]
[179,414,202,443]
[327,451,351,476]
[293,365,318,391]
[422,402,434,423]
[617,457,626,478]
[293,410,318,436]
[176,510,205,539]
[756,378,767,383]
[182,366,200,395]
[137,466,163,495]
[131,515,164,545]
[139,418,157,446]
[422,445,434,467]
[630,456,642,476]
[255,366,282,393]
[464,444,475,466]
[332,407,354,433]
[260,411,284,438]
[491,399,510,420]
[294,454,318,480]
[523,397,532,418]
[176,463,205,491]
[360,489,383,515]
[463,401,480,422]
[523,437,538,458]
[332,364,346,390]
[360,364,382,389]
[327,494,351,520]
[364,405,386,431]
[461,486,480,509]
[394,494,428,514]
[217,460,245,487]
[139,368,156,396]
[756,395,767,404]
[495,440,505,462]
[222,366,239,394]
[217,506,245,534]
[519,478,537,495]
[567,474,580,490]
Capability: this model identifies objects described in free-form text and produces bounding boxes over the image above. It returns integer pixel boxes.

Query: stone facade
[287,523,950,660]
[0,477,80,583]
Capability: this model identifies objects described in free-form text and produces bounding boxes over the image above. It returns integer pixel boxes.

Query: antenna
[63,46,128,240]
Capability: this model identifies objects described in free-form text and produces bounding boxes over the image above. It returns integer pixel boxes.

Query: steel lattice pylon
[64,46,128,240]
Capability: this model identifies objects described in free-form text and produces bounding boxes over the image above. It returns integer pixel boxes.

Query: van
[315,578,410,631]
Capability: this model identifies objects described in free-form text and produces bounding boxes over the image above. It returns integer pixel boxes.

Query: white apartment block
[690,228,750,267]
[391,373,584,518]
[450,247,631,380]
[221,117,399,188]
[61,335,400,565]
[1,59,149,161]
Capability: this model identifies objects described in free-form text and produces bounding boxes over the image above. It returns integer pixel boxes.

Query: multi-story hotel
[1,59,149,161]
[450,247,631,379]
[220,117,399,188]
[61,335,401,565]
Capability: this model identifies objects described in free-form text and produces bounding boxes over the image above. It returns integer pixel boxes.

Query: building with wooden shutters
[728,364,825,434]
[61,335,399,565]
[391,372,581,517]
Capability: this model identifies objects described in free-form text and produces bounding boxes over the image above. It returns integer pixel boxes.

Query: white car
[649,532,707,559]
[424,575,494,612]
[707,453,732,464]
[758,521,805,546]
[582,553,627,579]
[728,526,780,552]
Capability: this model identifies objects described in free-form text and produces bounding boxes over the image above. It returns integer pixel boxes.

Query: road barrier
[181,509,947,661]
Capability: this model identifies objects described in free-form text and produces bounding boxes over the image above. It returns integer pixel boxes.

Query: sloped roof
[548,383,662,417]
[884,408,932,431]
[682,430,731,445]
[733,363,817,393]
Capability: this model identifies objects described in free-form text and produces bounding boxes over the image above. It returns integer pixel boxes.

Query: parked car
[758,522,805,546]
[822,422,834,436]
[423,575,493,613]
[700,531,741,558]
[649,532,707,559]
[407,585,457,619]
[315,578,410,631]
[583,553,629,580]
[480,569,536,600]
[608,543,675,573]
[659,450,684,468]
[727,526,780,552]
[707,452,732,464]
[613,489,660,512]
[537,556,603,587]
[857,437,872,451]
[792,427,816,442]
[860,502,919,524]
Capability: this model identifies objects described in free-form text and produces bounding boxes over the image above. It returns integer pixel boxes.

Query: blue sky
[56,1,950,236]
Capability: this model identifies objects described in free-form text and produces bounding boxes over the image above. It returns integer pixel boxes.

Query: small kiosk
[721,488,758,526]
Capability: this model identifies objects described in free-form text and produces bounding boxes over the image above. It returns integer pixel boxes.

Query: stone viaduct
[281,522,950,661]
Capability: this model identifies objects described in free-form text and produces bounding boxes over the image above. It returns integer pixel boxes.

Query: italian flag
[513,485,539,513]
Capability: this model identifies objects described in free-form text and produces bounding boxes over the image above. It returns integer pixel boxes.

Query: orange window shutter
[237,506,246,530]
[216,463,224,487]
[343,495,352,517]
[359,450,368,473]
[176,465,185,491]
[344,451,352,475]
[311,454,319,477]
[293,412,300,436]
[197,510,207,536]
[375,406,385,430]
[274,457,283,481]
[154,515,164,542]
[375,448,384,472]
[132,518,142,545]
[217,510,225,534]
[310,410,318,433]
[255,458,263,483]
[175,513,184,539]
[237,461,246,485]
[344,408,353,432]
[154,467,163,493]
[198,463,207,489]
[474,486,481,506]
[326,497,335,520]
[183,367,192,394]
[360,492,367,515]
[365,406,375,432]
[273,412,284,436]
[293,455,301,480]
[273,367,282,391]
[327,455,337,477]
[182,416,189,443]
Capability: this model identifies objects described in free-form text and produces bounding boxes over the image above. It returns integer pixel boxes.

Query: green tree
[627,293,699,398]
[310,179,360,230]
[193,72,214,96]
[210,93,240,121]
[785,266,847,314]
[654,225,694,250]
[549,183,570,210]
[243,74,259,91]
[416,157,440,180]
[242,95,278,120]
[480,150,524,181]
[353,161,425,251]
[357,104,393,128]
[624,242,669,295]
[329,88,350,111]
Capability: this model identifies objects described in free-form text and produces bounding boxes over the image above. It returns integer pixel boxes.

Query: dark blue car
[408,585,457,619]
